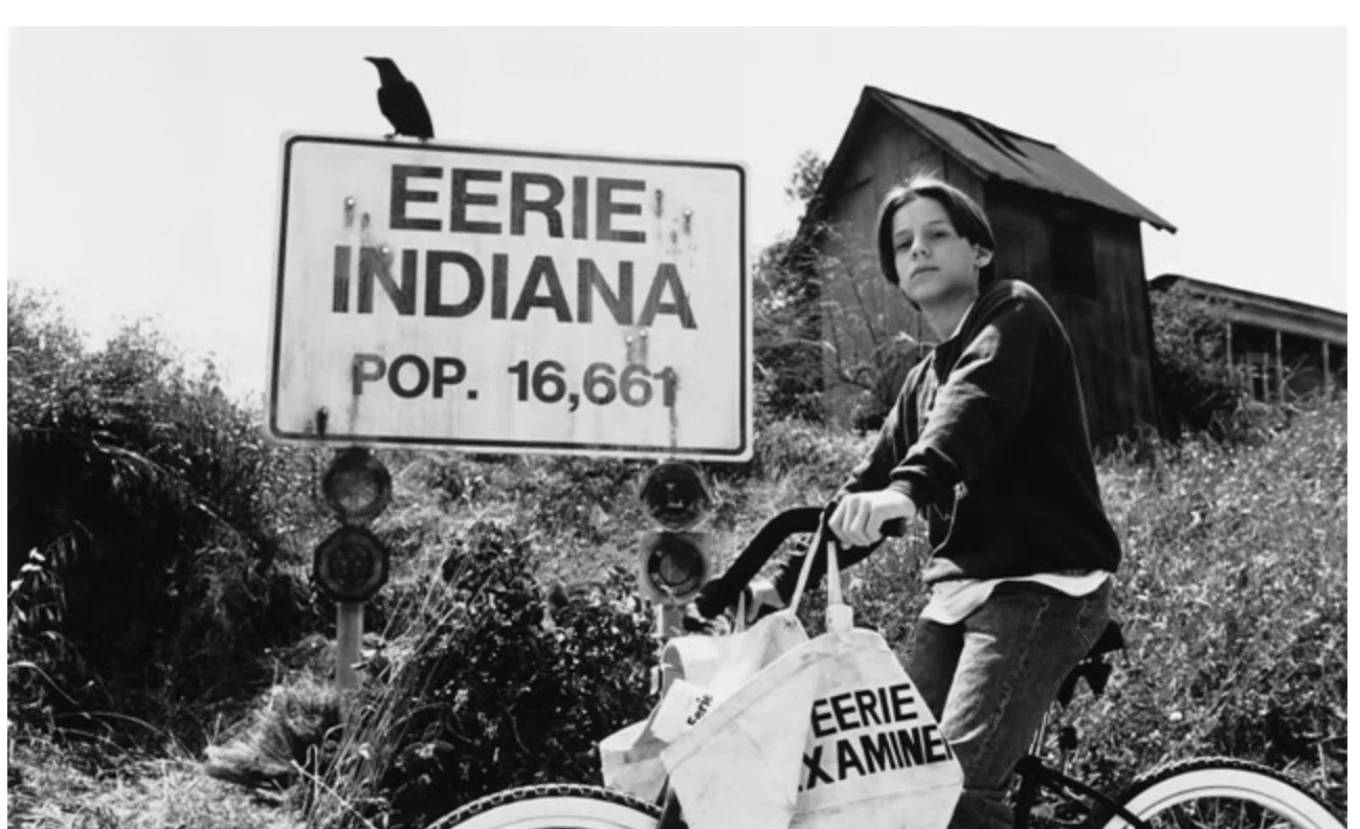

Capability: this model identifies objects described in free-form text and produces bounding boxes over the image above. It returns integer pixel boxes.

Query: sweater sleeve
[769,369,922,603]
[884,292,1053,510]
[834,393,911,498]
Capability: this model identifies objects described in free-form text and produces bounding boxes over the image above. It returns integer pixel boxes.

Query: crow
[363,56,434,141]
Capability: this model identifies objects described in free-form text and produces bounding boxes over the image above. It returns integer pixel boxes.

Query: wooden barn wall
[817,110,986,423]
[984,182,1159,440]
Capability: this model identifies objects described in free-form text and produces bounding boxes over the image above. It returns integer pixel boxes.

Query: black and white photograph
[5,23,1350,829]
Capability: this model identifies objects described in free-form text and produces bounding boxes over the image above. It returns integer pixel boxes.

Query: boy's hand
[829,490,916,548]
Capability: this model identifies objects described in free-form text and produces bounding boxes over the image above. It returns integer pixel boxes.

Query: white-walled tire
[428,784,660,829]
[1102,757,1343,829]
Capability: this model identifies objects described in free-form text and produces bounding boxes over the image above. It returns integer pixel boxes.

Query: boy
[750,175,1120,829]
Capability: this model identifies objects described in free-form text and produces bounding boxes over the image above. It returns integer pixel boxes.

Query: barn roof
[814,86,1177,233]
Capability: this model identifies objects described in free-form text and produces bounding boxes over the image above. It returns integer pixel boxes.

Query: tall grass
[1076,397,1347,808]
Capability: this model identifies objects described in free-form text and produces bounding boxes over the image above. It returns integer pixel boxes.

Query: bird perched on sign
[363,56,435,142]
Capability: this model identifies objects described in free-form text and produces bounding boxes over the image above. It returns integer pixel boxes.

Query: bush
[753,234,827,424]
[1068,396,1347,814]
[1149,282,1260,442]
[7,284,326,748]
[297,520,656,829]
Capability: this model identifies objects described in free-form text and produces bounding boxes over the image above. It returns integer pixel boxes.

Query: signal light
[322,447,392,521]
[313,525,391,603]
[636,461,714,606]
[637,530,712,605]
[638,461,713,531]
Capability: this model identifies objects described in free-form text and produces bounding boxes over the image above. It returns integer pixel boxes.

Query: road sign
[268,133,750,461]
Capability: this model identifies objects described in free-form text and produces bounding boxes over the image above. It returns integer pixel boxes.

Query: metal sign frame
[267,132,751,462]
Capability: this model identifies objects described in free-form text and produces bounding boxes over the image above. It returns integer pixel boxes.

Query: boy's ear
[973,245,994,269]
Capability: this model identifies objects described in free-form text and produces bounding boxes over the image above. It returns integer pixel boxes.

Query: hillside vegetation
[7,284,1347,828]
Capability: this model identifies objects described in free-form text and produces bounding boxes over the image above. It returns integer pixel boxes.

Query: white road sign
[268,133,750,461]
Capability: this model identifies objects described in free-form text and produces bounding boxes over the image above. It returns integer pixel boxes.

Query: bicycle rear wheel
[428,784,660,829]
[1101,757,1343,829]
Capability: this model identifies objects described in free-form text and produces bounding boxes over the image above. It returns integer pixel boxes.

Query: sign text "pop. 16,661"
[352,353,677,413]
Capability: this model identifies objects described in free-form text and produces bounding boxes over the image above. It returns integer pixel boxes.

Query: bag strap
[787,529,844,614]
[823,539,853,631]
[824,539,844,607]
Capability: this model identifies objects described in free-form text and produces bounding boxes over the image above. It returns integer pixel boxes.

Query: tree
[1148,282,1258,442]
[753,153,929,430]
[752,152,830,423]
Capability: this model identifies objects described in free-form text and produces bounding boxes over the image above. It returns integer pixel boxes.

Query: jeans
[907,579,1112,829]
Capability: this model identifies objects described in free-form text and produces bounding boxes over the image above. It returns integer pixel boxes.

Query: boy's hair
[875,174,997,289]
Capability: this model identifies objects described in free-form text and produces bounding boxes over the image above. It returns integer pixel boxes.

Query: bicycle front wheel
[427,784,660,829]
[1101,757,1343,829]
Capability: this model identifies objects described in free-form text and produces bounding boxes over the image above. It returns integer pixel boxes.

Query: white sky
[5,26,1352,402]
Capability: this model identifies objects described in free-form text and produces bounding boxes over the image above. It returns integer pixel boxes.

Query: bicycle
[428,506,1344,829]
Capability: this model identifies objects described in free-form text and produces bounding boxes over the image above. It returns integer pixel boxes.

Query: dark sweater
[774,279,1121,600]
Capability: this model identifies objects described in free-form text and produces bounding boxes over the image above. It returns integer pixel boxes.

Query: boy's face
[891,197,991,307]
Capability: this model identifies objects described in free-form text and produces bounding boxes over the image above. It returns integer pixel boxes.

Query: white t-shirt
[921,571,1112,625]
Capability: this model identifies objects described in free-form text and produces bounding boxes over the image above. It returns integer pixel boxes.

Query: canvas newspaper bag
[598,587,813,802]
[662,534,965,829]
[788,541,964,829]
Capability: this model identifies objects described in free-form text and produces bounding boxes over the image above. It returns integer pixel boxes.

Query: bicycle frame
[1011,755,1152,829]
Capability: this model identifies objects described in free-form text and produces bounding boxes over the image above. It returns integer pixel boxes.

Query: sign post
[336,602,364,690]
[267,133,750,462]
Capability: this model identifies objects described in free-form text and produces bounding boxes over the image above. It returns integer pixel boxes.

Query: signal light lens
[638,461,712,531]
[322,447,392,521]
[638,530,711,604]
[313,525,390,602]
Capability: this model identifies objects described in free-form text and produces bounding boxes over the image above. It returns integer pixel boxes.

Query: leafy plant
[1148,281,1260,443]
[7,283,326,748]
[273,520,658,829]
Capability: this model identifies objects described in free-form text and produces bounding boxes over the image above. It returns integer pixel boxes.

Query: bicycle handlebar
[692,505,906,619]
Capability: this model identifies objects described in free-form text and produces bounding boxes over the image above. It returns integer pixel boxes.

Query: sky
[6,26,1352,403]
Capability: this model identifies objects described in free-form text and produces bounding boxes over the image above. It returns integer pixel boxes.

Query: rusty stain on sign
[347,355,365,432]
[653,188,665,218]
[344,197,356,228]
[668,370,681,448]
[624,328,649,366]
[682,210,693,235]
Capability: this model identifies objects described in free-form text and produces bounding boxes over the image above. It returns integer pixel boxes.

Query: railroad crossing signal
[312,446,394,690]
[635,461,714,607]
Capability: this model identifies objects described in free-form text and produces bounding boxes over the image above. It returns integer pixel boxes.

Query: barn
[796,85,1177,442]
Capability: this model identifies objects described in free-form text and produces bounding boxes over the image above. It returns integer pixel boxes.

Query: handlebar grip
[693,510,909,620]
[692,507,821,619]
[881,517,908,538]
